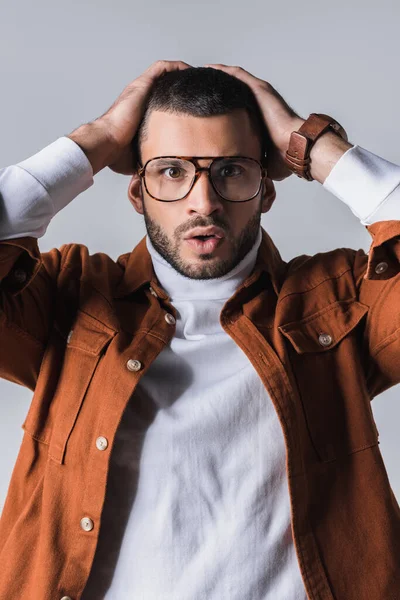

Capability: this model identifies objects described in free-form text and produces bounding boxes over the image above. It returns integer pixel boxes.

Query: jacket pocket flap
[63,310,116,355]
[278,300,368,354]
[23,310,117,463]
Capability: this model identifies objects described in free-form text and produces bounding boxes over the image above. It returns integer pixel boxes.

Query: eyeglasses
[137,156,267,203]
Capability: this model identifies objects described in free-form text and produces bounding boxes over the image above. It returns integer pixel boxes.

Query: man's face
[128,108,275,279]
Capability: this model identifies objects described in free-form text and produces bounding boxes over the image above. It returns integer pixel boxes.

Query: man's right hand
[68,60,192,176]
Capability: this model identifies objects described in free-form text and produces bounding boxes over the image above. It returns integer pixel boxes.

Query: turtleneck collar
[145,227,263,302]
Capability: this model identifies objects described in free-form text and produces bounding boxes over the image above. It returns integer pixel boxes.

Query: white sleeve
[0,136,94,240]
[322,144,400,225]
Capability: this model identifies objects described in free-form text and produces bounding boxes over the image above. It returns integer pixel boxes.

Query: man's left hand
[203,63,305,181]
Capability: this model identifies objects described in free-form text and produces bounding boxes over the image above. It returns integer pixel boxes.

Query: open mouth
[185,235,224,252]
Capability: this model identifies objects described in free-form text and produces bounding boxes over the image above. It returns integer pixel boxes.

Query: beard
[142,198,262,280]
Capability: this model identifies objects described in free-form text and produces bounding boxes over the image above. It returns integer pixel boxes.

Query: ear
[260,176,276,214]
[128,172,144,215]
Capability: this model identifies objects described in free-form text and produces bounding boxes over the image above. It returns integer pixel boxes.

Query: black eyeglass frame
[137,155,267,203]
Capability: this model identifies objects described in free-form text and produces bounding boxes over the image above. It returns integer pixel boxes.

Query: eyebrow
[149,156,246,165]
[150,158,189,166]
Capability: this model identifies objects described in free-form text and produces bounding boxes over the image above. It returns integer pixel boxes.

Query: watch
[284,113,348,181]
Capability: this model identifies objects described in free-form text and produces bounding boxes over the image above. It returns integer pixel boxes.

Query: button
[126,359,142,372]
[80,517,94,532]
[149,285,158,297]
[96,436,108,451]
[375,261,388,274]
[318,333,332,347]
[13,268,27,284]
[60,597,73,600]
[67,330,73,343]
[165,313,176,325]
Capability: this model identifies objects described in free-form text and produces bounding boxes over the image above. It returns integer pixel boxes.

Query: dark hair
[131,66,271,169]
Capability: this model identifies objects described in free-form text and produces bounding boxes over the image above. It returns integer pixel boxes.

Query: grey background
[0,0,399,513]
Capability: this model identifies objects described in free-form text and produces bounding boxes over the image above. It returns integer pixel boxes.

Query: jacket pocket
[278,299,378,462]
[22,309,117,464]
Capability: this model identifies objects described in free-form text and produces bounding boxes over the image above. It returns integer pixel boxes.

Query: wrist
[309,130,353,184]
[278,117,306,159]
[67,120,120,176]
[282,116,353,184]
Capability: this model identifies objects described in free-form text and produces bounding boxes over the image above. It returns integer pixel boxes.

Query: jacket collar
[113,226,286,300]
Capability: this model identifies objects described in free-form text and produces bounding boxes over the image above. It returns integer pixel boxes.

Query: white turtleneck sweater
[95,225,308,600]
[1,137,400,600]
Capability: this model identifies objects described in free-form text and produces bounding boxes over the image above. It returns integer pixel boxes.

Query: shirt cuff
[323,145,400,225]
[17,136,94,216]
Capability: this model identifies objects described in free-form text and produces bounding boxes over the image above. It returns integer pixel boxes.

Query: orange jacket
[1,223,400,599]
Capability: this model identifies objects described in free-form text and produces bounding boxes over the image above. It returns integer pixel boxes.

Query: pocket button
[375,261,388,274]
[126,359,142,372]
[318,332,332,347]
[13,268,27,283]
[149,285,158,297]
[165,313,176,325]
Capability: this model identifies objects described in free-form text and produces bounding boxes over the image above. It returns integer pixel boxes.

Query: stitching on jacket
[254,344,317,596]
[280,297,359,330]
[370,326,400,358]
[23,431,50,446]
[346,441,379,455]
[80,278,115,311]
[76,307,119,333]
[135,327,171,343]
[60,245,118,312]
[277,266,353,304]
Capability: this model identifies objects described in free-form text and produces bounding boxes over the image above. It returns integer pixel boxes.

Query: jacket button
[165,313,176,325]
[80,517,94,532]
[375,261,388,274]
[126,359,142,372]
[149,285,158,297]
[13,268,27,283]
[96,435,108,450]
[318,333,332,347]
[96,436,108,451]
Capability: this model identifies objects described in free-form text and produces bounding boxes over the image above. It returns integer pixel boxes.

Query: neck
[145,226,263,301]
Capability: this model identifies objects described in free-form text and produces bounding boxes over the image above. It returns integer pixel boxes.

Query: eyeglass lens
[144,157,262,201]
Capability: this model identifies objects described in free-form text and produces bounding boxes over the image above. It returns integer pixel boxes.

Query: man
[0,60,399,599]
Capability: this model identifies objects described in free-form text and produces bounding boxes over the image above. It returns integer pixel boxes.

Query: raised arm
[0,60,191,390]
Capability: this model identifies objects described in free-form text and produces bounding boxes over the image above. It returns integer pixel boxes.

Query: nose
[185,168,223,215]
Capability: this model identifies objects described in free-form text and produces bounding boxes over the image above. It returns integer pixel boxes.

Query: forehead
[140,109,261,162]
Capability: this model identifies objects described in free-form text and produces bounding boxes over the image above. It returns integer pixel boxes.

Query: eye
[218,163,244,177]
[160,167,183,179]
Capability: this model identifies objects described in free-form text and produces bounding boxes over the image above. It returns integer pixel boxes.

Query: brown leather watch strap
[285,113,348,181]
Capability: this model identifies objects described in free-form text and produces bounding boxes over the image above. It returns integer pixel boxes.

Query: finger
[146,59,193,77]
[132,60,192,90]
[204,63,265,88]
